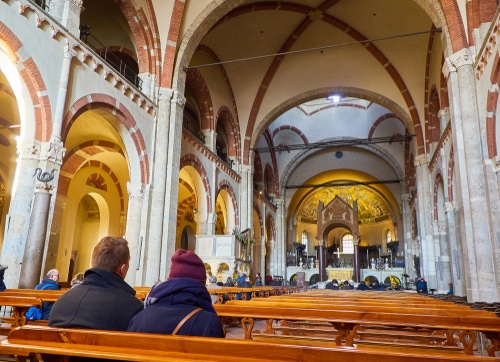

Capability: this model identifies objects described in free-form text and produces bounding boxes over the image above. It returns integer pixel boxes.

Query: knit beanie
[168,249,206,284]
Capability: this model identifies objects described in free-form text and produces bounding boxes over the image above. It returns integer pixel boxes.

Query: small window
[386,230,392,243]
[301,231,308,253]
[342,234,354,254]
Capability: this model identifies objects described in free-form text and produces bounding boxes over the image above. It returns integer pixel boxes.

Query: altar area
[286,266,405,286]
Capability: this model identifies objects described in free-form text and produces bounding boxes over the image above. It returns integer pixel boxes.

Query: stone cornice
[182,130,241,183]
[14,0,156,116]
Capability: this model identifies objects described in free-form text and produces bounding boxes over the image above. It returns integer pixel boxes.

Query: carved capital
[414,154,429,167]
[444,48,473,76]
[173,92,186,108]
[127,182,144,200]
[18,141,41,160]
[41,140,66,165]
[158,87,174,101]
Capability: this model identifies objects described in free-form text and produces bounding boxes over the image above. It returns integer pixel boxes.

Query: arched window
[342,234,354,254]
[386,230,392,244]
[301,231,308,253]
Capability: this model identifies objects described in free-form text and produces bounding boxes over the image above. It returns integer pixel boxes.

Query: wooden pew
[214,301,500,356]
[0,296,43,334]
[0,325,496,362]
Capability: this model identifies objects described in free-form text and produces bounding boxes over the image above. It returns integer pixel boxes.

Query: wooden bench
[0,296,43,334]
[214,301,500,356]
[0,325,496,362]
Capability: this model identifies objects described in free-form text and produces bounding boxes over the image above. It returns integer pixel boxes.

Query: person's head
[71,273,84,283]
[168,249,207,284]
[47,269,60,282]
[256,273,261,278]
[91,236,130,279]
[226,277,233,283]
[209,275,217,284]
[239,270,244,276]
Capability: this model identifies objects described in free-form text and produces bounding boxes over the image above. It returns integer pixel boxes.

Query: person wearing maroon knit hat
[128,249,224,337]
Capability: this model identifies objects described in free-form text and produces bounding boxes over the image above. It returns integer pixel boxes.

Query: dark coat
[128,278,224,338]
[35,278,61,319]
[48,268,143,331]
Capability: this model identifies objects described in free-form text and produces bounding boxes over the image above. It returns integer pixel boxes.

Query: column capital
[127,182,144,200]
[158,87,174,100]
[172,91,186,108]
[18,141,41,160]
[41,139,66,165]
[443,48,473,78]
[414,154,430,167]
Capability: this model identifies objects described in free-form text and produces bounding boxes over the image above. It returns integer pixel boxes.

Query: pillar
[19,178,55,288]
[160,92,186,279]
[415,154,436,288]
[444,48,497,302]
[145,88,173,285]
[125,182,145,287]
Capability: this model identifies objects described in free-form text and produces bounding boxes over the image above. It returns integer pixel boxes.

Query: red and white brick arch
[179,154,212,214]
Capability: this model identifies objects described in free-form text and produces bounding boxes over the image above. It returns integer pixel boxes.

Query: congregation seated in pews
[0,237,499,360]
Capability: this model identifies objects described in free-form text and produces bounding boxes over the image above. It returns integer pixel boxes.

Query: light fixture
[327,94,341,103]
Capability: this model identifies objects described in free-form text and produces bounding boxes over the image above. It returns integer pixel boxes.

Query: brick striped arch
[177,179,197,228]
[116,0,158,78]
[62,93,149,184]
[216,106,241,161]
[227,2,423,163]
[266,213,276,241]
[217,180,239,227]
[253,203,263,237]
[367,113,404,140]
[179,154,212,213]
[186,68,214,130]
[0,21,52,141]
[57,140,125,196]
[433,173,444,221]
[161,0,186,87]
[485,52,500,158]
[58,159,125,211]
[272,125,309,145]
[448,147,454,202]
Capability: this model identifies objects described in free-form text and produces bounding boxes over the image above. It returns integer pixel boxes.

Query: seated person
[356,282,370,290]
[206,275,222,304]
[49,236,143,330]
[340,280,354,290]
[33,269,61,319]
[128,249,224,337]
[325,279,339,290]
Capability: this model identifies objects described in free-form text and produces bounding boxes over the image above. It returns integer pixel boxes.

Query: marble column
[274,197,285,279]
[160,92,186,280]
[445,202,465,295]
[19,177,55,289]
[415,154,437,288]
[145,88,173,285]
[444,48,497,302]
[125,182,145,286]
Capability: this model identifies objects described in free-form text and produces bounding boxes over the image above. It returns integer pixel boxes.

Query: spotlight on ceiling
[327,94,341,103]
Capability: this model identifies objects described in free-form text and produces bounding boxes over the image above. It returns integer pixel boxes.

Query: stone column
[19,172,56,288]
[138,73,157,99]
[400,193,414,277]
[274,198,285,279]
[414,154,436,288]
[47,0,83,36]
[125,182,145,286]
[160,92,186,280]
[444,48,497,302]
[445,202,465,295]
[145,88,173,285]
[0,140,46,289]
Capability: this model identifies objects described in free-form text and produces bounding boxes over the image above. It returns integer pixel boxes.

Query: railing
[80,26,142,91]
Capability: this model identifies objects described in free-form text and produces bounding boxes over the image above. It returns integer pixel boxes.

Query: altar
[361,268,405,285]
[326,268,353,282]
[286,267,354,285]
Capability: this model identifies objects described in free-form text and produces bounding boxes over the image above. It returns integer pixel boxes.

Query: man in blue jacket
[48,236,143,330]
[128,249,224,338]
[34,269,61,319]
